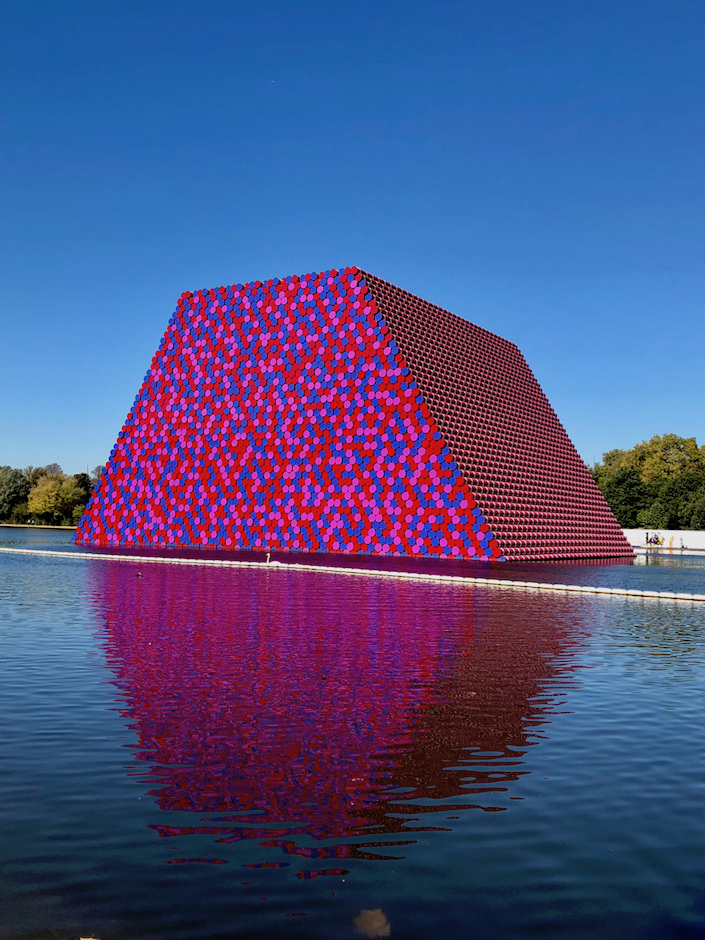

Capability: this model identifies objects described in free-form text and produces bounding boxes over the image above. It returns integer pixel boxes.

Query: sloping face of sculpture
[76,266,633,562]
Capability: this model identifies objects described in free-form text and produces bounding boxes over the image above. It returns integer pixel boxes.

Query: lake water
[2,527,705,940]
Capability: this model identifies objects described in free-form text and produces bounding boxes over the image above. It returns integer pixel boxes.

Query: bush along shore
[0,464,103,527]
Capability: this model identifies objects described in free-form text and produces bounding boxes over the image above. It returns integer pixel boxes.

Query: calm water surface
[1,528,705,939]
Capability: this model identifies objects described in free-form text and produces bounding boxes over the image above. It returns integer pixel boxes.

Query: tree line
[592,433,705,530]
[0,464,104,527]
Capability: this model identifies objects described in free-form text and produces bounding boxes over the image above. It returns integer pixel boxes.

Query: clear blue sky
[2,0,703,475]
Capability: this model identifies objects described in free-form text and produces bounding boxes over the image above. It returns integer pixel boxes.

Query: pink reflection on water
[92,562,586,860]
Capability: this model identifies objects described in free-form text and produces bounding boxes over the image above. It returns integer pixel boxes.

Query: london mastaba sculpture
[76,267,633,562]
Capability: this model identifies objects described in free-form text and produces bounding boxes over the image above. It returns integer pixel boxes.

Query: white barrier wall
[622,529,705,551]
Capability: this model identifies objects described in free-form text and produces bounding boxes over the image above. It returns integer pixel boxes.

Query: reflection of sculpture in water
[94,562,585,865]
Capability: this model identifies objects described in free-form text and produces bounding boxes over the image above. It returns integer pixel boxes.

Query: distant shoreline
[0,523,75,530]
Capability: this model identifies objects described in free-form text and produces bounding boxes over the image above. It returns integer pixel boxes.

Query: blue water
[1,528,705,939]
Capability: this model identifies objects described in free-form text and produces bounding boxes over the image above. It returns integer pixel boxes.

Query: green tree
[630,434,704,483]
[72,472,93,501]
[591,449,629,487]
[682,485,705,530]
[593,433,705,530]
[9,500,29,523]
[594,434,705,485]
[23,464,63,488]
[0,466,30,520]
[637,501,672,529]
[599,468,648,527]
[27,472,88,525]
[20,464,92,525]
[656,472,705,529]
[27,474,64,523]
[57,476,88,522]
